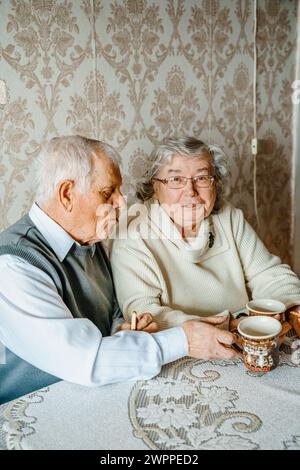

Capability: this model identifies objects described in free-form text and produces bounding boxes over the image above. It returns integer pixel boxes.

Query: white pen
[131,311,137,330]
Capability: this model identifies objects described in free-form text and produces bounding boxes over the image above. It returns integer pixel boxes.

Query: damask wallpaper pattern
[0,0,298,264]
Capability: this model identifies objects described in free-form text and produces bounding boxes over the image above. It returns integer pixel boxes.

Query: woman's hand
[118,313,159,333]
[286,306,300,337]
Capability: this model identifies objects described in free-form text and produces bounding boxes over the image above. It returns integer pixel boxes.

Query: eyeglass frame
[152,175,215,189]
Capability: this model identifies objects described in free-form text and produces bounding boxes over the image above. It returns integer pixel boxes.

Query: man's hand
[229,316,244,331]
[118,313,159,333]
[182,316,241,360]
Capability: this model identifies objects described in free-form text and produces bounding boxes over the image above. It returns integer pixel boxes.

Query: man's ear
[58,180,75,211]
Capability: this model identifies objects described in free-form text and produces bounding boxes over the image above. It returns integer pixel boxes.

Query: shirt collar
[28,203,96,262]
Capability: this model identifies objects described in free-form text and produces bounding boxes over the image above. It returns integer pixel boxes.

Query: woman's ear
[152,181,159,199]
[58,180,74,212]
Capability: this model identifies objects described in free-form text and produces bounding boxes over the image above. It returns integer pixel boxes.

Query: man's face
[72,151,125,244]
[152,153,216,231]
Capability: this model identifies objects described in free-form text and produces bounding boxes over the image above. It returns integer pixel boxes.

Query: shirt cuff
[152,326,188,365]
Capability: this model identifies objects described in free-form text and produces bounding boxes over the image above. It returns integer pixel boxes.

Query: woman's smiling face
[152,152,217,220]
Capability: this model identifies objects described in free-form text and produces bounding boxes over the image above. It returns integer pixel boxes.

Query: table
[1,333,300,450]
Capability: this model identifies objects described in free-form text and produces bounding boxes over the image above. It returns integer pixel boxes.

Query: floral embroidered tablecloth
[1,336,300,450]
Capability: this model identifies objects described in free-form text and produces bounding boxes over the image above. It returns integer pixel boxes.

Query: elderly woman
[111,137,300,335]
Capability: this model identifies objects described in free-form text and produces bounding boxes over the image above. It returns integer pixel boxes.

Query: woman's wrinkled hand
[286,306,300,338]
[118,313,159,333]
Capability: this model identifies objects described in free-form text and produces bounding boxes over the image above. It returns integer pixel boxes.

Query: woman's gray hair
[35,135,120,203]
[136,137,229,212]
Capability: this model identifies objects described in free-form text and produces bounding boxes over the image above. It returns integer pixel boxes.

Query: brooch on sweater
[208,231,215,248]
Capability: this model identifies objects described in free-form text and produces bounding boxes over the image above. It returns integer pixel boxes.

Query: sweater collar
[146,199,214,263]
[29,203,96,261]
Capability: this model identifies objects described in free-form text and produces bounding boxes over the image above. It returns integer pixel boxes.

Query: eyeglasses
[152,175,215,189]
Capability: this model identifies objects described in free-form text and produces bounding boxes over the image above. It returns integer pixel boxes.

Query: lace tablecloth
[1,335,300,450]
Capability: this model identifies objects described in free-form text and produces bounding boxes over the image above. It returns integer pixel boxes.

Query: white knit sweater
[111,202,300,329]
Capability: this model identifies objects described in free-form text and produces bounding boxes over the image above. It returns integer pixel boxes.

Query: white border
[292,6,300,276]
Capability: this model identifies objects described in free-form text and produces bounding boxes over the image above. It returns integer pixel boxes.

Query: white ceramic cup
[238,316,282,340]
[246,299,286,318]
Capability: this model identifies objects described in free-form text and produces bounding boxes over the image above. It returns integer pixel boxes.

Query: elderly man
[0,135,238,405]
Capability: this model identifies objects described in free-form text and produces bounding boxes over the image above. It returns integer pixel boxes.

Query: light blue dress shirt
[0,204,188,390]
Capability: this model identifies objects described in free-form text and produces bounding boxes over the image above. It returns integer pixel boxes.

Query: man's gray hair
[136,137,229,212]
[35,135,120,203]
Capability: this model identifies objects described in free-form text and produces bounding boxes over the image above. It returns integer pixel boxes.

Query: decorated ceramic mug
[246,299,285,319]
[237,316,282,373]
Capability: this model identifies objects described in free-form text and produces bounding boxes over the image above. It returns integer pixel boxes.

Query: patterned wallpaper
[0,0,298,264]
